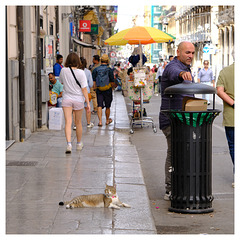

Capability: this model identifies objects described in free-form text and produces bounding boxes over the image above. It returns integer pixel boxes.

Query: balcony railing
[175,6,195,19]
[176,30,211,45]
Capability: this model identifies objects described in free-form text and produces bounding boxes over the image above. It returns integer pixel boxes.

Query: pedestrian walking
[92,54,115,127]
[153,68,158,95]
[159,41,195,200]
[90,55,101,114]
[169,55,174,61]
[198,60,214,104]
[59,52,90,154]
[113,63,122,91]
[80,57,94,128]
[156,61,168,93]
[216,61,235,185]
[151,64,157,72]
[53,54,64,77]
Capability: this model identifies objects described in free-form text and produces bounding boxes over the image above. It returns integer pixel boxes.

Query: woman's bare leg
[62,107,73,143]
[74,109,83,143]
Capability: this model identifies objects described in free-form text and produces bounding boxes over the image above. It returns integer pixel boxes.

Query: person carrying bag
[59,53,90,154]
[92,54,114,126]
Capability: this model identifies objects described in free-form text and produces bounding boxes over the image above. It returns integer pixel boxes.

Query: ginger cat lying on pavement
[59,184,131,210]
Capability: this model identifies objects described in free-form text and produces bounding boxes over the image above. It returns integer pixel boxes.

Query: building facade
[6,5,116,144]
[214,6,235,68]
[151,6,164,64]
[144,5,234,80]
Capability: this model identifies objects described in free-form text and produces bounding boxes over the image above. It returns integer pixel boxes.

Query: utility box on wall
[41,74,49,102]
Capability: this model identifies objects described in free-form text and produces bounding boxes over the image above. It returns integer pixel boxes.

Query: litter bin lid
[164,82,216,95]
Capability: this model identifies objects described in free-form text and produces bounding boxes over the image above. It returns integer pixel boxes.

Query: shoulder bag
[69,67,91,101]
[69,67,82,88]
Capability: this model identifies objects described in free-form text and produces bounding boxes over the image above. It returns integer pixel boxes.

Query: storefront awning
[72,38,100,49]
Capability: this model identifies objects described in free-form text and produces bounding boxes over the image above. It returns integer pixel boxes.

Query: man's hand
[86,102,91,113]
[179,71,192,81]
[93,82,97,90]
[217,86,234,107]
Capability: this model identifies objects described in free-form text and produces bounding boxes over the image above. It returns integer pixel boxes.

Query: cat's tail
[59,201,71,206]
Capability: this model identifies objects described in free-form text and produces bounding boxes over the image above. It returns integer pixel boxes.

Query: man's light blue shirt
[198,68,214,82]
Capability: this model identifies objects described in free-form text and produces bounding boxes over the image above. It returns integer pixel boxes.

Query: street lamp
[62,12,72,20]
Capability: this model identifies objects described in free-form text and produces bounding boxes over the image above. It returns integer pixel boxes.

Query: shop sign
[79,20,91,32]
[85,24,99,35]
[45,35,54,74]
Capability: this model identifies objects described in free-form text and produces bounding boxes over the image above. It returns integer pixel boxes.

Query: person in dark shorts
[96,88,113,109]
[92,54,115,126]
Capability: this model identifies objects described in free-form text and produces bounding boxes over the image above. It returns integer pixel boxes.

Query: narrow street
[5,4,235,236]
[6,90,234,234]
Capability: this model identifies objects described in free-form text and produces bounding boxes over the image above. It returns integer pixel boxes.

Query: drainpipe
[55,6,59,55]
[36,6,42,128]
[6,6,9,140]
[17,6,25,142]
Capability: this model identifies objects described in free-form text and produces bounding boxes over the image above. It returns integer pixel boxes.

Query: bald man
[159,41,195,200]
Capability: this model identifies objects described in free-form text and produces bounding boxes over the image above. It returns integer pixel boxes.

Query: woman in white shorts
[59,52,90,153]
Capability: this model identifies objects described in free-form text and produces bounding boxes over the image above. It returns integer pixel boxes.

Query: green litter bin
[161,83,221,214]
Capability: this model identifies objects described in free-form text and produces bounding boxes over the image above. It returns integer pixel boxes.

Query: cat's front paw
[122,203,131,208]
[109,203,120,210]
[66,204,74,209]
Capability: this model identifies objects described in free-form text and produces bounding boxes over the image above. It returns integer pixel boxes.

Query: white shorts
[62,99,84,110]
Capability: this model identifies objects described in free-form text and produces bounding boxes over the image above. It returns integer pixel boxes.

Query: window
[50,22,53,35]
[40,38,44,70]
[40,17,43,29]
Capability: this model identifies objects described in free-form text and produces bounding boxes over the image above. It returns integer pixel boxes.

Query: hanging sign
[133,67,147,88]
[79,20,91,32]
[45,35,54,74]
[110,6,118,23]
[85,24,99,35]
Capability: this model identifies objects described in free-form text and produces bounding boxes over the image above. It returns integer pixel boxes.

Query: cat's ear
[105,183,108,187]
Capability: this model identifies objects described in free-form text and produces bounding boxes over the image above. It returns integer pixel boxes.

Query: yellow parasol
[104,26,174,46]
[105,26,174,67]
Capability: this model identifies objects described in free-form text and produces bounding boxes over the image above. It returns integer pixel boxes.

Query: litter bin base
[168,207,214,214]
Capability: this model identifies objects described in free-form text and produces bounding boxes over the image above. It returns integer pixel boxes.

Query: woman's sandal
[98,123,102,127]
[106,118,113,125]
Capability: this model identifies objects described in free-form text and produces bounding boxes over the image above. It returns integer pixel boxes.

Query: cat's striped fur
[59,184,130,209]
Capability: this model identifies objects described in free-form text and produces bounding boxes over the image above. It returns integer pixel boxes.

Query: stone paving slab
[6,91,156,234]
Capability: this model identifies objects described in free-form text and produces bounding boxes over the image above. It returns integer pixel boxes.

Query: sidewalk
[6,91,156,234]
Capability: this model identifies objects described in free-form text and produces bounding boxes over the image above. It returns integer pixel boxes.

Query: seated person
[48,72,63,107]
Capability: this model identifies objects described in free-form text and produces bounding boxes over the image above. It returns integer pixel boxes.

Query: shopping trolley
[127,67,157,134]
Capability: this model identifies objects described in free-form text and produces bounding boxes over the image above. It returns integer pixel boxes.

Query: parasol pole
[138,40,144,127]
[139,41,143,67]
